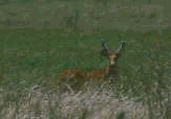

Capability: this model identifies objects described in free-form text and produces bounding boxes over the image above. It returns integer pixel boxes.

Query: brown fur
[59,41,125,91]
[59,53,119,87]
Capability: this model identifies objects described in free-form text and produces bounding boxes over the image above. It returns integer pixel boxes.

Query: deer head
[101,40,126,66]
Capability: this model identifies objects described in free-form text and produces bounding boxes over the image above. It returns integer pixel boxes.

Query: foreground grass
[0,29,171,118]
[0,85,148,119]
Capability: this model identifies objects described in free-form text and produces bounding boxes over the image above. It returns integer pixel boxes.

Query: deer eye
[115,57,119,60]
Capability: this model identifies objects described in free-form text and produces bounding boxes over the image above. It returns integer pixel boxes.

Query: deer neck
[105,64,118,79]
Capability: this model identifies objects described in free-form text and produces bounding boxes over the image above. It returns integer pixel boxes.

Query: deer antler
[100,39,110,57]
[115,41,126,54]
[101,39,108,50]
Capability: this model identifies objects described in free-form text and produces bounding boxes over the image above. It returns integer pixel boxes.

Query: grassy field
[0,0,171,30]
[1,29,171,119]
[0,0,171,119]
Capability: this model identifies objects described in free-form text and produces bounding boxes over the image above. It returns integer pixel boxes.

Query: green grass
[0,29,170,118]
[0,0,171,30]
[0,1,171,118]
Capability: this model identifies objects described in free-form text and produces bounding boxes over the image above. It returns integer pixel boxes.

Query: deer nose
[110,61,116,65]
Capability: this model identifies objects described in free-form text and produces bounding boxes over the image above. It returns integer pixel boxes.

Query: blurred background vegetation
[0,0,171,31]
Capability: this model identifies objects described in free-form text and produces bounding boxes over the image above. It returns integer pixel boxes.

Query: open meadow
[0,0,171,119]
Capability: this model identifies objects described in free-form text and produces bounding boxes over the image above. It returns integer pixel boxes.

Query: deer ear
[115,41,126,55]
[100,40,109,57]
[100,48,109,57]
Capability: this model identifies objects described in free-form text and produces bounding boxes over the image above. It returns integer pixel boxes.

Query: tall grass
[0,85,149,119]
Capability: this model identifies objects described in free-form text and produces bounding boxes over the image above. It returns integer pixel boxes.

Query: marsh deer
[59,41,126,90]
